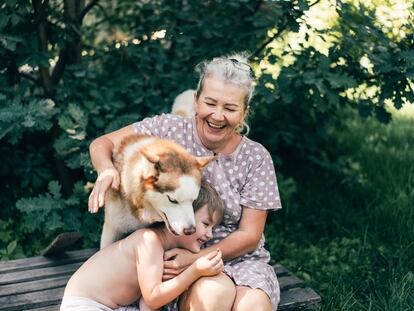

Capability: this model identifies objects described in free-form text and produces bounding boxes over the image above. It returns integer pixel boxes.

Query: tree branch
[78,0,99,24]
[19,71,41,85]
[250,0,322,60]
[34,0,50,25]
[32,0,52,96]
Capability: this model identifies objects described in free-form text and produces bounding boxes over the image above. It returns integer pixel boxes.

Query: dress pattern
[133,114,282,310]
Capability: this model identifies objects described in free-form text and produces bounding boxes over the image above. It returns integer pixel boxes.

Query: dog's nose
[183,226,196,235]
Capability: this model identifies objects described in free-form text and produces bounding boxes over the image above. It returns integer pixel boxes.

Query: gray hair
[195,53,254,135]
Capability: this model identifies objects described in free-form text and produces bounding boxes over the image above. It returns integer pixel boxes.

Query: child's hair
[193,179,224,225]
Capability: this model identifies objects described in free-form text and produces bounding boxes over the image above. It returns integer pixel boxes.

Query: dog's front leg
[100,222,123,249]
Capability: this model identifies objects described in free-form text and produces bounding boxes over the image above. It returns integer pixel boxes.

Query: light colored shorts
[60,296,140,311]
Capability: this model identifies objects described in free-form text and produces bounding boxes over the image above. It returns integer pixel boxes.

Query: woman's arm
[88,124,135,212]
[163,208,267,278]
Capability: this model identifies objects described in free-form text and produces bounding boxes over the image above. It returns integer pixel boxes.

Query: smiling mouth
[206,120,226,129]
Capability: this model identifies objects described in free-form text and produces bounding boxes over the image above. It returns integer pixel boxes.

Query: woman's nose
[212,108,224,120]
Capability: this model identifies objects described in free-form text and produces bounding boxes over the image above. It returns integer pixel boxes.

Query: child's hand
[194,249,223,277]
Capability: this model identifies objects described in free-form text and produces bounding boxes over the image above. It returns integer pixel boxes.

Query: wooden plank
[278,275,304,291]
[279,287,321,310]
[0,287,64,311]
[0,249,96,274]
[0,275,69,298]
[0,262,81,286]
[274,264,289,277]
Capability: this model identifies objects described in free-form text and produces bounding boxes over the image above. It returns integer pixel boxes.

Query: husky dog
[171,89,196,116]
[101,134,214,249]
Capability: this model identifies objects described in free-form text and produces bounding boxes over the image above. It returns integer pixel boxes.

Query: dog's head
[133,139,215,235]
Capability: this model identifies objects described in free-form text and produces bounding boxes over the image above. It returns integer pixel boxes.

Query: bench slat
[0,276,69,298]
[0,249,96,274]
[273,264,289,277]
[0,263,82,286]
[279,287,321,310]
[278,275,304,291]
[0,287,64,311]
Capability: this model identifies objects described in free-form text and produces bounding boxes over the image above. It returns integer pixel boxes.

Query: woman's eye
[167,195,178,204]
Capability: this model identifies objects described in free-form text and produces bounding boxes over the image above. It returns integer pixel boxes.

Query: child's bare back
[64,229,154,308]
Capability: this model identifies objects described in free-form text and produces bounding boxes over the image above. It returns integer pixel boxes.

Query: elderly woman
[88,54,282,311]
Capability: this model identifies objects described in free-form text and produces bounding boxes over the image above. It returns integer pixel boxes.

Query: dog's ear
[195,156,216,169]
[142,149,160,164]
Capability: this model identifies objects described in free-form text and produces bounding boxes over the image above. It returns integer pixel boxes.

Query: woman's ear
[241,105,250,123]
[194,92,199,116]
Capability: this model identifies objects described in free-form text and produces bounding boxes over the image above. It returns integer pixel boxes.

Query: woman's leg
[232,286,273,311]
[179,273,236,311]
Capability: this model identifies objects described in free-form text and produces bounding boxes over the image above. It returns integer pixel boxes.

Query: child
[61,179,225,311]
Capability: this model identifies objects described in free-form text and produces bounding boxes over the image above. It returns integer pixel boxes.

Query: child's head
[174,179,224,253]
[193,179,224,226]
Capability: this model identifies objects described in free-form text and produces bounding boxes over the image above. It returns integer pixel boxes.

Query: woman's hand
[163,248,197,281]
[88,167,120,213]
[194,249,223,277]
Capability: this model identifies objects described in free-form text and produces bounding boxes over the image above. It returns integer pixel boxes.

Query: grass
[265,107,414,310]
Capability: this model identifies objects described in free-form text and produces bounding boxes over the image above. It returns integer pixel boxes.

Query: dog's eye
[167,195,178,204]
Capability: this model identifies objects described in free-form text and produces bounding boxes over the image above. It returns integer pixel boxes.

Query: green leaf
[375,105,391,124]
[48,181,62,200]
[0,34,23,51]
[7,240,17,255]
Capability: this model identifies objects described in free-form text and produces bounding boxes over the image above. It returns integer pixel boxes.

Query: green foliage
[0,96,57,144]
[265,111,414,310]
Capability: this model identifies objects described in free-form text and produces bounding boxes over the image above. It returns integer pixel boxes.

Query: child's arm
[135,231,222,310]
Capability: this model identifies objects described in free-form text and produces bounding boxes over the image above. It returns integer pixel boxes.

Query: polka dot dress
[133,114,282,310]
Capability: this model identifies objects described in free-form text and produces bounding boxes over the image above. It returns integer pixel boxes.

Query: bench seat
[0,241,320,310]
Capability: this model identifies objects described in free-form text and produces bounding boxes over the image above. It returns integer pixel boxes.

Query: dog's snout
[183,226,196,235]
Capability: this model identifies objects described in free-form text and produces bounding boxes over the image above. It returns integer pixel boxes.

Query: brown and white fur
[101,134,214,249]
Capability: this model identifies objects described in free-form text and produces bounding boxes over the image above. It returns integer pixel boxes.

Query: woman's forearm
[89,136,115,172]
[198,230,260,261]
[89,124,136,173]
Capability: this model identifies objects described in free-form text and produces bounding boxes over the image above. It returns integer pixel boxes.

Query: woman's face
[194,76,248,151]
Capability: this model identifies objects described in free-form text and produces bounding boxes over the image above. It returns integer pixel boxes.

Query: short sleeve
[132,113,179,139]
[240,148,282,211]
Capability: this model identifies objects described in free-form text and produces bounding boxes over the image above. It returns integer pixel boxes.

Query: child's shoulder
[129,227,161,243]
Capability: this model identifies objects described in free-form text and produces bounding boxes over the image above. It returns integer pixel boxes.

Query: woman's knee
[232,286,273,311]
[180,273,236,311]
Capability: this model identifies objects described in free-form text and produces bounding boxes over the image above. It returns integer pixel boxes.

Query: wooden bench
[0,233,320,310]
